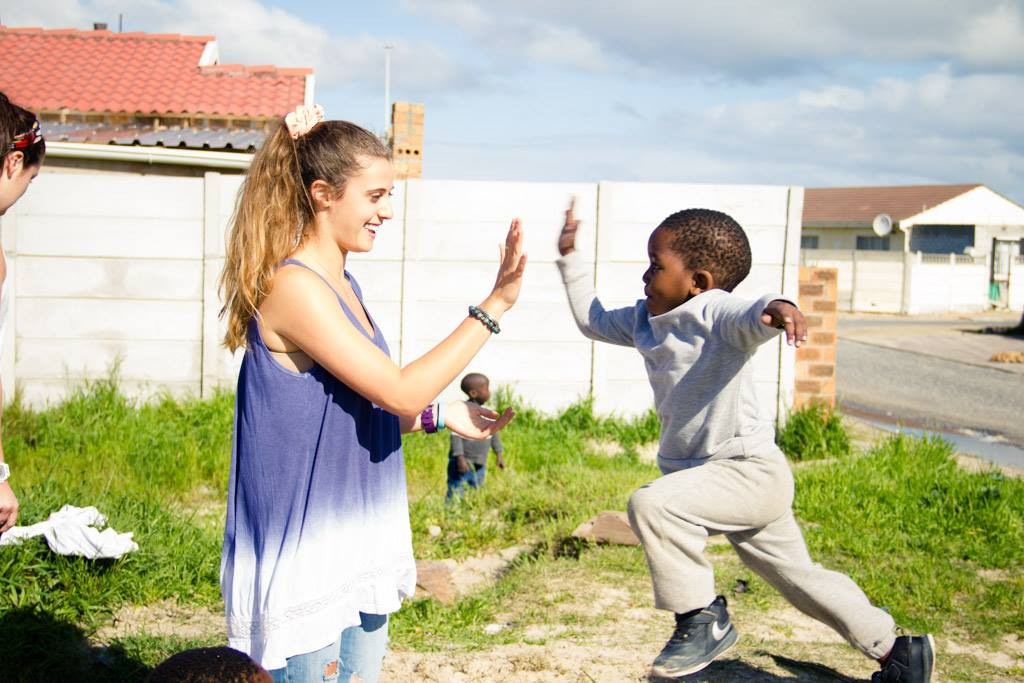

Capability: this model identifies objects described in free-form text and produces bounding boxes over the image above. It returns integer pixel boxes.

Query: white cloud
[402,0,609,73]
[407,0,1024,79]
[1,0,477,93]
[957,2,1024,70]
[797,86,866,111]
[678,66,1024,189]
[521,23,607,71]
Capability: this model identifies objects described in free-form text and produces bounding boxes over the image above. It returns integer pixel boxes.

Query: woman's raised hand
[445,400,515,439]
[487,218,527,312]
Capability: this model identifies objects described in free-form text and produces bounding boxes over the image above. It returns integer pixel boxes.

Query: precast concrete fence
[2,173,802,420]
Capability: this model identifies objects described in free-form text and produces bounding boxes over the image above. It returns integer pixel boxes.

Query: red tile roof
[0,26,311,118]
[803,184,982,225]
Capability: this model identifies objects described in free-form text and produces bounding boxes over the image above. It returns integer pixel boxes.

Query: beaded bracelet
[468,305,501,334]
[421,403,438,434]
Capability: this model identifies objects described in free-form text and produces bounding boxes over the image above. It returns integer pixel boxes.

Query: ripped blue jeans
[268,613,388,683]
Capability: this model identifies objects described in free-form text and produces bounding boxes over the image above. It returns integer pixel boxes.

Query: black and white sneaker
[650,595,738,678]
[872,634,935,682]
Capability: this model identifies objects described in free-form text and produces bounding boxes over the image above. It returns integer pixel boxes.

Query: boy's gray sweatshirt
[557,250,788,471]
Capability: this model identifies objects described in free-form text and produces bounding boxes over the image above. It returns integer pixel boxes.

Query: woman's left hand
[445,400,515,439]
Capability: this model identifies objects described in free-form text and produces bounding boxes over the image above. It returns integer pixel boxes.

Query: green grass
[776,402,851,461]
[1,381,1022,681]
[403,393,660,560]
[795,433,1024,638]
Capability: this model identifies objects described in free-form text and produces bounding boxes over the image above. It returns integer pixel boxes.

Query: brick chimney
[391,102,423,179]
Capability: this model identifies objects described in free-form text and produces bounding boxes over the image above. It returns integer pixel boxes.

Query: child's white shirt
[557,250,790,472]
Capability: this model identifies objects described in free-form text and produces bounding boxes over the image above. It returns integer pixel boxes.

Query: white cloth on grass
[0,504,139,559]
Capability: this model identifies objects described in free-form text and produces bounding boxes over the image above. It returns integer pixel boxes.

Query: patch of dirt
[977,568,1014,582]
[990,351,1024,363]
[637,442,659,463]
[585,438,625,458]
[944,637,1024,671]
[96,599,224,644]
[451,546,528,595]
[382,598,879,682]
[741,605,845,645]
[385,548,1022,682]
[180,485,226,527]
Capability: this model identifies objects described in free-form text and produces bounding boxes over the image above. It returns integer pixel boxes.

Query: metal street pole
[383,45,392,140]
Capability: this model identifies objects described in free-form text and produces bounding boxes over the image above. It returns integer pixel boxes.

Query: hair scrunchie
[284,104,325,139]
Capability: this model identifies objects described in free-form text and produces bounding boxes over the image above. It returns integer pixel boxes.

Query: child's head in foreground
[460,372,491,405]
[147,646,272,683]
[643,208,752,316]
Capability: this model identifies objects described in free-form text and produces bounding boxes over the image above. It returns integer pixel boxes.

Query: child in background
[447,372,507,500]
[556,200,933,682]
[148,647,272,683]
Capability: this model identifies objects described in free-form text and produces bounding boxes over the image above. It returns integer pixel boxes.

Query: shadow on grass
[0,607,150,682]
[647,651,860,682]
[552,535,589,560]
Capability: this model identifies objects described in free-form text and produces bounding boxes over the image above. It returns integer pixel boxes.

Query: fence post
[201,172,222,398]
[948,252,956,311]
[850,249,858,312]
[900,250,912,314]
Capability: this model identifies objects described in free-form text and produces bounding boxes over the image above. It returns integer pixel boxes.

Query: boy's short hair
[147,646,271,683]
[460,372,489,395]
[658,209,752,292]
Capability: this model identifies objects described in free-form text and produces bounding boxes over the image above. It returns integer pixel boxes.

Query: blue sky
[6,0,1024,202]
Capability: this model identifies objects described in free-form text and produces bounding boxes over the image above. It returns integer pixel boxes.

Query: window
[801,235,820,249]
[908,225,975,254]
[856,235,891,251]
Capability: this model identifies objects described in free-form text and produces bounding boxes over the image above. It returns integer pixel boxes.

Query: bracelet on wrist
[468,305,501,334]
[421,403,438,434]
[436,401,446,430]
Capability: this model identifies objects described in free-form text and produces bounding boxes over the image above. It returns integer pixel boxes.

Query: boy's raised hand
[558,197,580,256]
[761,300,808,347]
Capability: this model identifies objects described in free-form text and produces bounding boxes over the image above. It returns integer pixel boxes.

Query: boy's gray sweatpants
[627,448,896,660]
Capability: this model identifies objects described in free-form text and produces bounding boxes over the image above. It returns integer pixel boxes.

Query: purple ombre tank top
[221,260,416,670]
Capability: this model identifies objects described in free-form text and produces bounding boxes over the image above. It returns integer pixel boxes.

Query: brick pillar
[794,267,838,409]
[391,102,423,179]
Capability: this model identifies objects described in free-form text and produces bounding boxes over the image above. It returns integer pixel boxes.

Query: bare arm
[0,381,18,532]
[264,219,527,417]
[712,294,807,351]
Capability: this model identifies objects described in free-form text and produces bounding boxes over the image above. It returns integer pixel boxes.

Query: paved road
[836,315,1024,446]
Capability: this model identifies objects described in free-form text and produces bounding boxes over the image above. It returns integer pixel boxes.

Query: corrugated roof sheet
[42,121,265,151]
[803,184,982,225]
[0,25,310,117]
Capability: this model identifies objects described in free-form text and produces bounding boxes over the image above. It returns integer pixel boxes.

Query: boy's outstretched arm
[556,198,638,347]
[712,295,806,351]
[761,300,808,347]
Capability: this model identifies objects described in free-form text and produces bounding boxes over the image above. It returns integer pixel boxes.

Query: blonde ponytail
[219,123,306,351]
[218,118,391,351]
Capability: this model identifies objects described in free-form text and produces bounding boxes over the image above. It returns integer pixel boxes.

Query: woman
[0,91,45,534]
[218,104,526,682]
